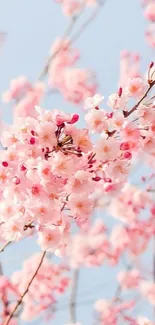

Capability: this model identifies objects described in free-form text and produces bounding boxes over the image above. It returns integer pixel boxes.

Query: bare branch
[38,15,78,80]
[3,251,46,325]
[0,241,11,254]
[70,1,104,45]
[69,269,79,323]
[38,1,105,80]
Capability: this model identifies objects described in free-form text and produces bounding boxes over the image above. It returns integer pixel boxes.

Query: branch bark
[69,269,79,323]
[0,241,11,254]
[3,251,46,325]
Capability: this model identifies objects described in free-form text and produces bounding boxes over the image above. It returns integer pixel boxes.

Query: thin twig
[69,269,79,323]
[112,284,122,302]
[70,1,103,45]
[38,1,104,80]
[0,241,11,253]
[112,262,132,304]
[0,262,3,275]
[38,15,78,80]
[3,251,46,325]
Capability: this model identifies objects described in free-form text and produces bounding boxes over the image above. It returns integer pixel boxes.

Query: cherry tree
[0,1,155,325]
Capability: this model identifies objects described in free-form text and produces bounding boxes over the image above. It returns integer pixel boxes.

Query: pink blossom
[107,93,128,110]
[117,269,140,289]
[37,121,57,148]
[95,136,120,161]
[71,128,93,153]
[68,194,93,220]
[140,281,155,305]
[126,78,148,98]
[48,39,97,105]
[85,109,108,133]
[38,228,62,251]
[84,94,104,110]
[144,2,155,22]
[11,254,70,321]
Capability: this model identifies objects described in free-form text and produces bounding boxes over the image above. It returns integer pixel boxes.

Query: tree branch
[123,80,155,118]
[0,241,11,254]
[69,269,79,323]
[3,251,46,325]
[70,1,104,45]
[38,15,78,80]
[38,1,105,80]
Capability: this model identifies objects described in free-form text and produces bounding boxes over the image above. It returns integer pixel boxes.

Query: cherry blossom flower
[126,78,148,98]
[144,1,155,22]
[84,94,104,110]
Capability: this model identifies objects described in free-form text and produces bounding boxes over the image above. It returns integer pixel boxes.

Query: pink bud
[92,176,101,182]
[20,164,26,171]
[13,176,20,185]
[32,186,39,195]
[150,61,154,69]
[68,114,79,124]
[118,87,123,97]
[106,112,114,119]
[122,152,132,159]
[120,142,130,151]
[29,137,35,145]
[90,159,96,164]
[2,161,8,167]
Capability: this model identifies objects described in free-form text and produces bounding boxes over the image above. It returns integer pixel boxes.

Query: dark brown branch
[3,251,46,325]
[0,241,11,254]
[123,80,155,118]
[69,269,79,323]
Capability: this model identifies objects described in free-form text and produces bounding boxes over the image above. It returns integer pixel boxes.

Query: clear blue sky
[0,0,154,324]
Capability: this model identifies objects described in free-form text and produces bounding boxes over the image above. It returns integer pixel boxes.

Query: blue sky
[0,0,154,324]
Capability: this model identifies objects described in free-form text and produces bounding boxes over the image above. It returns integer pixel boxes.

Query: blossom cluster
[0,254,70,323]
[48,39,97,104]
[0,70,155,254]
[2,39,97,107]
[1,2,155,322]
